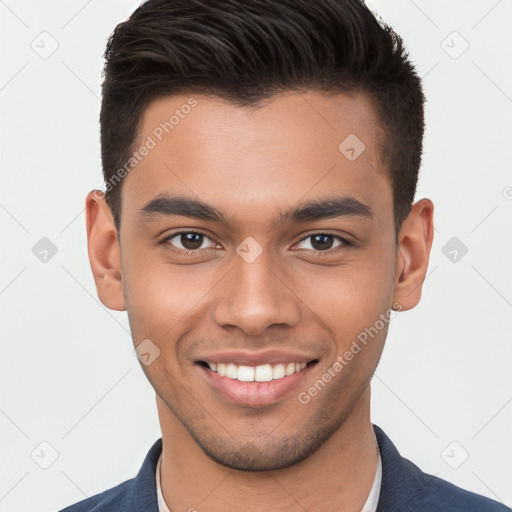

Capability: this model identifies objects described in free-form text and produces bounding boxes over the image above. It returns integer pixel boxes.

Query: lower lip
[196,363,317,407]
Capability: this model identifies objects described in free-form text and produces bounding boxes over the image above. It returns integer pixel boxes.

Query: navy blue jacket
[59,424,510,511]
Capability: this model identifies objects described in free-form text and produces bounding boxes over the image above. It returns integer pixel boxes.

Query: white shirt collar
[361,445,382,512]
[155,451,171,512]
[156,445,382,512]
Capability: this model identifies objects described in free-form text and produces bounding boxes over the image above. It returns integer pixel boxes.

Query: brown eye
[310,234,335,250]
[295,233,349,252]
[161,231,217,253]
[178,232,204,250]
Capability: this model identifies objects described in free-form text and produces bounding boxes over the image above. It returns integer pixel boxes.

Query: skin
[86,90,434,511]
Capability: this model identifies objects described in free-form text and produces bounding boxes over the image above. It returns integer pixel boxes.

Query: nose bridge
[213,244,301,335]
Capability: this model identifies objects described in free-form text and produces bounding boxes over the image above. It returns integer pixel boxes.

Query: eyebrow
[138,193,373,225]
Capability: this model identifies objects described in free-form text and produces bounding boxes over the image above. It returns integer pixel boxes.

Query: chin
[188,408,347,472]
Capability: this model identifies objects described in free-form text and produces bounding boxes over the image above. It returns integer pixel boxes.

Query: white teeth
[206,361,311,382]
[237,365,255,382]
[272,363,286,379]
[254,364,273,382]
[226,363,238,379]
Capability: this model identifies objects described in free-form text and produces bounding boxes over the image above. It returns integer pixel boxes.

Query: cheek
[287,249,395,334]
[121,247,217,343]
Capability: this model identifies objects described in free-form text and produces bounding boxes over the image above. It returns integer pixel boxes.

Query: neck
[157,387,378,512]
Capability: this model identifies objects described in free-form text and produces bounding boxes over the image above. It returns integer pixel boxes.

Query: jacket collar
[130,437,161,510]
[374,424,433,512]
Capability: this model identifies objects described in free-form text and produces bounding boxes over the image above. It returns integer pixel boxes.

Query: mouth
[197,360,317,381]
[195,359,319,407]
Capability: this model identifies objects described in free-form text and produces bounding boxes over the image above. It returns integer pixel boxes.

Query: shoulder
[373,425,510,512]
[56,438,162,512]
[403,455,509,511]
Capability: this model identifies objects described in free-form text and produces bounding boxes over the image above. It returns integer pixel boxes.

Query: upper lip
[195,349,318,367]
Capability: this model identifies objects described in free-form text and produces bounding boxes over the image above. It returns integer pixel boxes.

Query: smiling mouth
[196,360,318,382]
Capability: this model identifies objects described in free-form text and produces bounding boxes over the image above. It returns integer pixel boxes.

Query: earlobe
[85,189,126,311]
[392,198,434,311]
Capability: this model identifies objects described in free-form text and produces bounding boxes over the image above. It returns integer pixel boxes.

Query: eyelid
[160,230,218,250]
[292,232,353,251]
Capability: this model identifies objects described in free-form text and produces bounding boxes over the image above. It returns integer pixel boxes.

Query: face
[87,90,432,471]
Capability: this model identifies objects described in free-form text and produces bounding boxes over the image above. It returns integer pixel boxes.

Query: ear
[85,189,126,311]
[392,198,434,311]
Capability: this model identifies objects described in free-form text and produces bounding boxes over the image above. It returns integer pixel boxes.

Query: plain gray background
[1,1,511,510]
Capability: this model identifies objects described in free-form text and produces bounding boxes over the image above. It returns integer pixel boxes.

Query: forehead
[121,90,391,231]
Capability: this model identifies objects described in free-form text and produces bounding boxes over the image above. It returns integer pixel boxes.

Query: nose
[213,247,301,336]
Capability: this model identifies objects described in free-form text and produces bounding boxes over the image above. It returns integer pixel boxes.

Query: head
[87,0,434,471]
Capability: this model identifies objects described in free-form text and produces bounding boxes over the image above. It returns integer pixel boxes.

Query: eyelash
[159,230,352,257]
